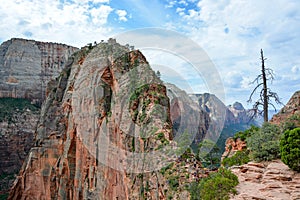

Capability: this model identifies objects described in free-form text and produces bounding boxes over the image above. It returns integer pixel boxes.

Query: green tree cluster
[280,127,300,172]
[233,125,260,141]
[246,123,281,161]
[197,139,220,169]
[222,150,250,167]
[189,168,238,200]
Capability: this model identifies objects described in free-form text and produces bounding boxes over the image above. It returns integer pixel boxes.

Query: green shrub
[198,139,221,169]
[168,175,179,190]
[282,114,300,132]
[0,193,9,200]
[233,125,259,141]
[189,182,201,200]
[222,150,250,167]
[280,127,300,172]
[189,167,238,200]
[246,123,281,161]
[160,163,174,176]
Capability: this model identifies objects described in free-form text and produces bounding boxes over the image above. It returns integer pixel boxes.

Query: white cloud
[171,0,300,105]
[90,5,113,25]
[176,7,185,16]
[72,0,110,4]
[291,65,300,73]
[178,0,188,6]
[116,9,128,22]
[93,0,110,3]
[0,0,113,47]
[176,7,185,13]
[165,1,176,8]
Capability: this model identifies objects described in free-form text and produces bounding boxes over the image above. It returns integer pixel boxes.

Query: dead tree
[248,49,282,122]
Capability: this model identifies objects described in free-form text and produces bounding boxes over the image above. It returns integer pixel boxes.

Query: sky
[1,0,300,108]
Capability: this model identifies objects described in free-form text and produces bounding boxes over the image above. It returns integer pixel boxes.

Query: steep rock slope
[0,38,77,198]
[190,94,257,154]
[9,41,200,199]
[0,38,78,104]
[0,99,40,197]
[165,83,210,145]
[270,90,300,125]
[190,94,255,126]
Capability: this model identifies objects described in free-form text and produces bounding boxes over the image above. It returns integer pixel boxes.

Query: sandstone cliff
[0,98,40,197]
[190,94,255,126]
[270,90,300,125]
[0,38,78,198]
[8,40,202,199]
[165,83,210,145]
[0,38,78,105]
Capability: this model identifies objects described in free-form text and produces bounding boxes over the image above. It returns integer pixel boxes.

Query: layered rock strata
[9,41,201,199]
[271,91,300,125]
[0,38,78,104]
[0,107,40,196]
[231,160,300,200]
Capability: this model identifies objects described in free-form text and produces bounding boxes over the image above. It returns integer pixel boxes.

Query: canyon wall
[0,38,78,198]
[8,40,202,199]
[0,38,78,104]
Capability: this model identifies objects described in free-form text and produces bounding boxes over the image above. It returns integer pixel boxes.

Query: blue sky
[1,0,300,108]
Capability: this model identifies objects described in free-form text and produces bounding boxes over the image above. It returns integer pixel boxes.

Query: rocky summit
[8,40,202,199]
[271,90,300,125]
[0,38,78,105]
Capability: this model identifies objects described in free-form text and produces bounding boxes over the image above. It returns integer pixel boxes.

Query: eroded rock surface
[271,91,300,125]
[166,83,210,145]
[230,160,300,200]
[8,41,201,200]
[221,137,247,159]
[0,38,78,104]
[0,107,40,196]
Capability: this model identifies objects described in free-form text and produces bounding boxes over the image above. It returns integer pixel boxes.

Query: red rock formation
[230,160,300,200]
[9,41,197,199]
[221,137,247,159]
[0,38,78,197]
[270,91,300,125]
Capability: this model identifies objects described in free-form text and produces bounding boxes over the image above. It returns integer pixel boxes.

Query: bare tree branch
[248,49,282,122]
[248,83,263,102]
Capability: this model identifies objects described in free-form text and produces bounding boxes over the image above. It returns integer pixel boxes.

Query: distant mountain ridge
[189,93,258,126]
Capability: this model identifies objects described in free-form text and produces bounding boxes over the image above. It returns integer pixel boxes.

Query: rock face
[0,38,78,105]
[0,38,77,198]
[228,102,254,125]
[0,104,40,196]
[230,160,300,200]
[8,41,200,199]
[165,83,210,144]
[221,138,247,159]
[271,91,300,125]
[190,94,255,126]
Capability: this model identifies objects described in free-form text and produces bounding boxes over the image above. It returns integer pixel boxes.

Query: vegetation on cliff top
[0,98,40,123]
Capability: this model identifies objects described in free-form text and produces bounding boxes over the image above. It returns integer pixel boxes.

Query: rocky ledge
[230,160,300,200]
